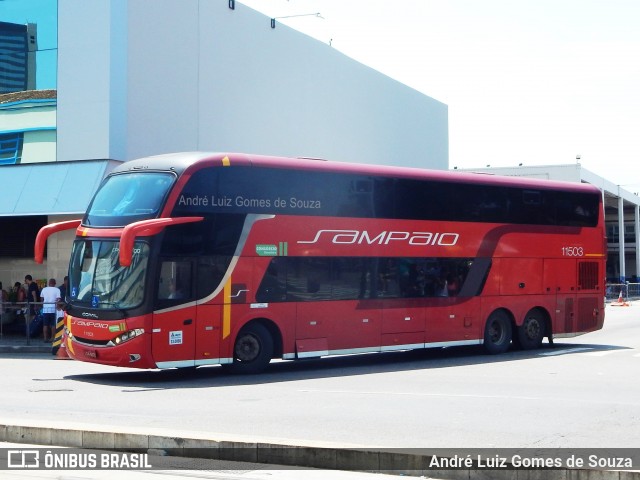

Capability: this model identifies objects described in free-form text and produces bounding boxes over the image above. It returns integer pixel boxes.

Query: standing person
[0,282,7,314]
[0,282,7,302]
[24,275,40,318]
[12,282,26,302]
[58,276,69,301]
[40,278,61,342]
[12,282,26,322]
[55,276,69,337]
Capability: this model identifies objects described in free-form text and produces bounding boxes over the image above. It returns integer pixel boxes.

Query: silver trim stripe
[284,339,482,360]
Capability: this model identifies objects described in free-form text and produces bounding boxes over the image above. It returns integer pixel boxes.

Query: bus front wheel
[230,323,274,374]
[483,310,512,354]
[517,309,546,350]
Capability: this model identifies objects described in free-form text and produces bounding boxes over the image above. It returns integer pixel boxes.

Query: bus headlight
[107,328,145,346]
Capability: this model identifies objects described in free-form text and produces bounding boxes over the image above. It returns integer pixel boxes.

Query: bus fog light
[129,354,141,362]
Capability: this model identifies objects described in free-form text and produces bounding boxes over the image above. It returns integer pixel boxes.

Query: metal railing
[0,301,49,345]
[606,283,640,302]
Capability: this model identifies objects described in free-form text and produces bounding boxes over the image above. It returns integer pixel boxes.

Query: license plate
[84,349,98,359]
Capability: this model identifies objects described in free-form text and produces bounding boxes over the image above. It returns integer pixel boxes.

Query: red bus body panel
[52,153,605,369]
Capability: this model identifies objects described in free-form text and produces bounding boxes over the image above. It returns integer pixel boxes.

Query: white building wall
[0,102,55,133]
[21,130,56,163]
[124,0,200,159]
[197,2,447,166]
[57,0,112,161]
[57,0,448,169]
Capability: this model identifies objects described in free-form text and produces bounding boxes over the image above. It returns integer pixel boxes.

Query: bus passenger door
[543,259,577,334]
[152,259,197,368]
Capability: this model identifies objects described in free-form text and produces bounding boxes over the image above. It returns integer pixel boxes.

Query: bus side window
[256,258,287,303]
[157,260,192,302]
[197,256,229,298]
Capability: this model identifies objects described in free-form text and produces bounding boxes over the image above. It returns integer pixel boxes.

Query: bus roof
[111,152,600,195]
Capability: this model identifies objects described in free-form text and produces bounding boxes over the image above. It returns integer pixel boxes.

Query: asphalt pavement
[1,304,639,479]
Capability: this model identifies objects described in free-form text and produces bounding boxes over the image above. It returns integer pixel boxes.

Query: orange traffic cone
[611,290,630,307]
[53,340,72,360]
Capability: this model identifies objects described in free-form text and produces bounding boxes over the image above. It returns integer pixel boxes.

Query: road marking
[539,347,594,356]
[299,389,541,401]
[542,348,639,357]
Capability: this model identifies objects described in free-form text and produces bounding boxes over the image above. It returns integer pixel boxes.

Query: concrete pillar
[635,204,640,281]
[618,196,625,282]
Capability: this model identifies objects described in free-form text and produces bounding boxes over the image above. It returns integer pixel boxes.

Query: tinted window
[172,167,599,227]
[159,215,245,299]
[156,260,193,307]
[172,167,393,219]
[160,215,245,256]
[85,172,175,227]
[256,257,486,303]
[68,240,149,309]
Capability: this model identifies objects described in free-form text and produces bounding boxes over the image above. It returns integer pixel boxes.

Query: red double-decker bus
[35,152,606,373]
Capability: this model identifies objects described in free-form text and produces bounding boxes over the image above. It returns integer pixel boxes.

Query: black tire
[229,323,273,374]
[517,309,546,350]
[483,310,512,354]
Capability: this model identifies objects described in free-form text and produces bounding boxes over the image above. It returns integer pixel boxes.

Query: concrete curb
[0,345,51,354]
[0,423,638,479]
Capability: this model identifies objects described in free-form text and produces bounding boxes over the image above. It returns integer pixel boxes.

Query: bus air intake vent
[578,261,599,290]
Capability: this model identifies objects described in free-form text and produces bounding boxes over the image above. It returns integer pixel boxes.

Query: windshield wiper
[89,300,129,318]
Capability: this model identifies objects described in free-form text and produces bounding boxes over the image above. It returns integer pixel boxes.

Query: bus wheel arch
[228,319,281,374]
[483,308,513,355]
[516,307,548,350]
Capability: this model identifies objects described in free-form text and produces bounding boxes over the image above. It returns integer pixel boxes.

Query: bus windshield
[69,239,149,310]
[85,172,175,227]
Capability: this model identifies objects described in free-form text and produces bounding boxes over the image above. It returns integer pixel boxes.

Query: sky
[240,0,640,189]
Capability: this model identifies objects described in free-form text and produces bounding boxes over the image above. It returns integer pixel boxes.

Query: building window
[0,132,24,165]
[606,223,637,244]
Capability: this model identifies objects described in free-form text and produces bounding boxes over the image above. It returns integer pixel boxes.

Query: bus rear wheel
[483,310,512,354]
[230,323,274,374]
[517,309,546,350]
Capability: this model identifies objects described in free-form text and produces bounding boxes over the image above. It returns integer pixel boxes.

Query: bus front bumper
[64,335,156,369]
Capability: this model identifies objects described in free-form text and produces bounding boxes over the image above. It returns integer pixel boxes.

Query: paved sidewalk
[0,333,52,353]
[0,422,638,480]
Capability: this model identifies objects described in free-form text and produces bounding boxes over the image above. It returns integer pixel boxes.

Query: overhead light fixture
[271,12,323,29]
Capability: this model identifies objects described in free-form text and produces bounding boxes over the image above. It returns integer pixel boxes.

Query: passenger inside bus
[256,257,474,303]
[167,279,185,299]
[157,260,192,301]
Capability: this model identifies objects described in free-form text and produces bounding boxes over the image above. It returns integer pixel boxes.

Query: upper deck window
[172,166,599,228]
[85,172,175,227]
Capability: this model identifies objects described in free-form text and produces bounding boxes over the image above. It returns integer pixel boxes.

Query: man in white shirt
[40,278,61,342]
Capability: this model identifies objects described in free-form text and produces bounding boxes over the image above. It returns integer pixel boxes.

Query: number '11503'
[562,246,584,256]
